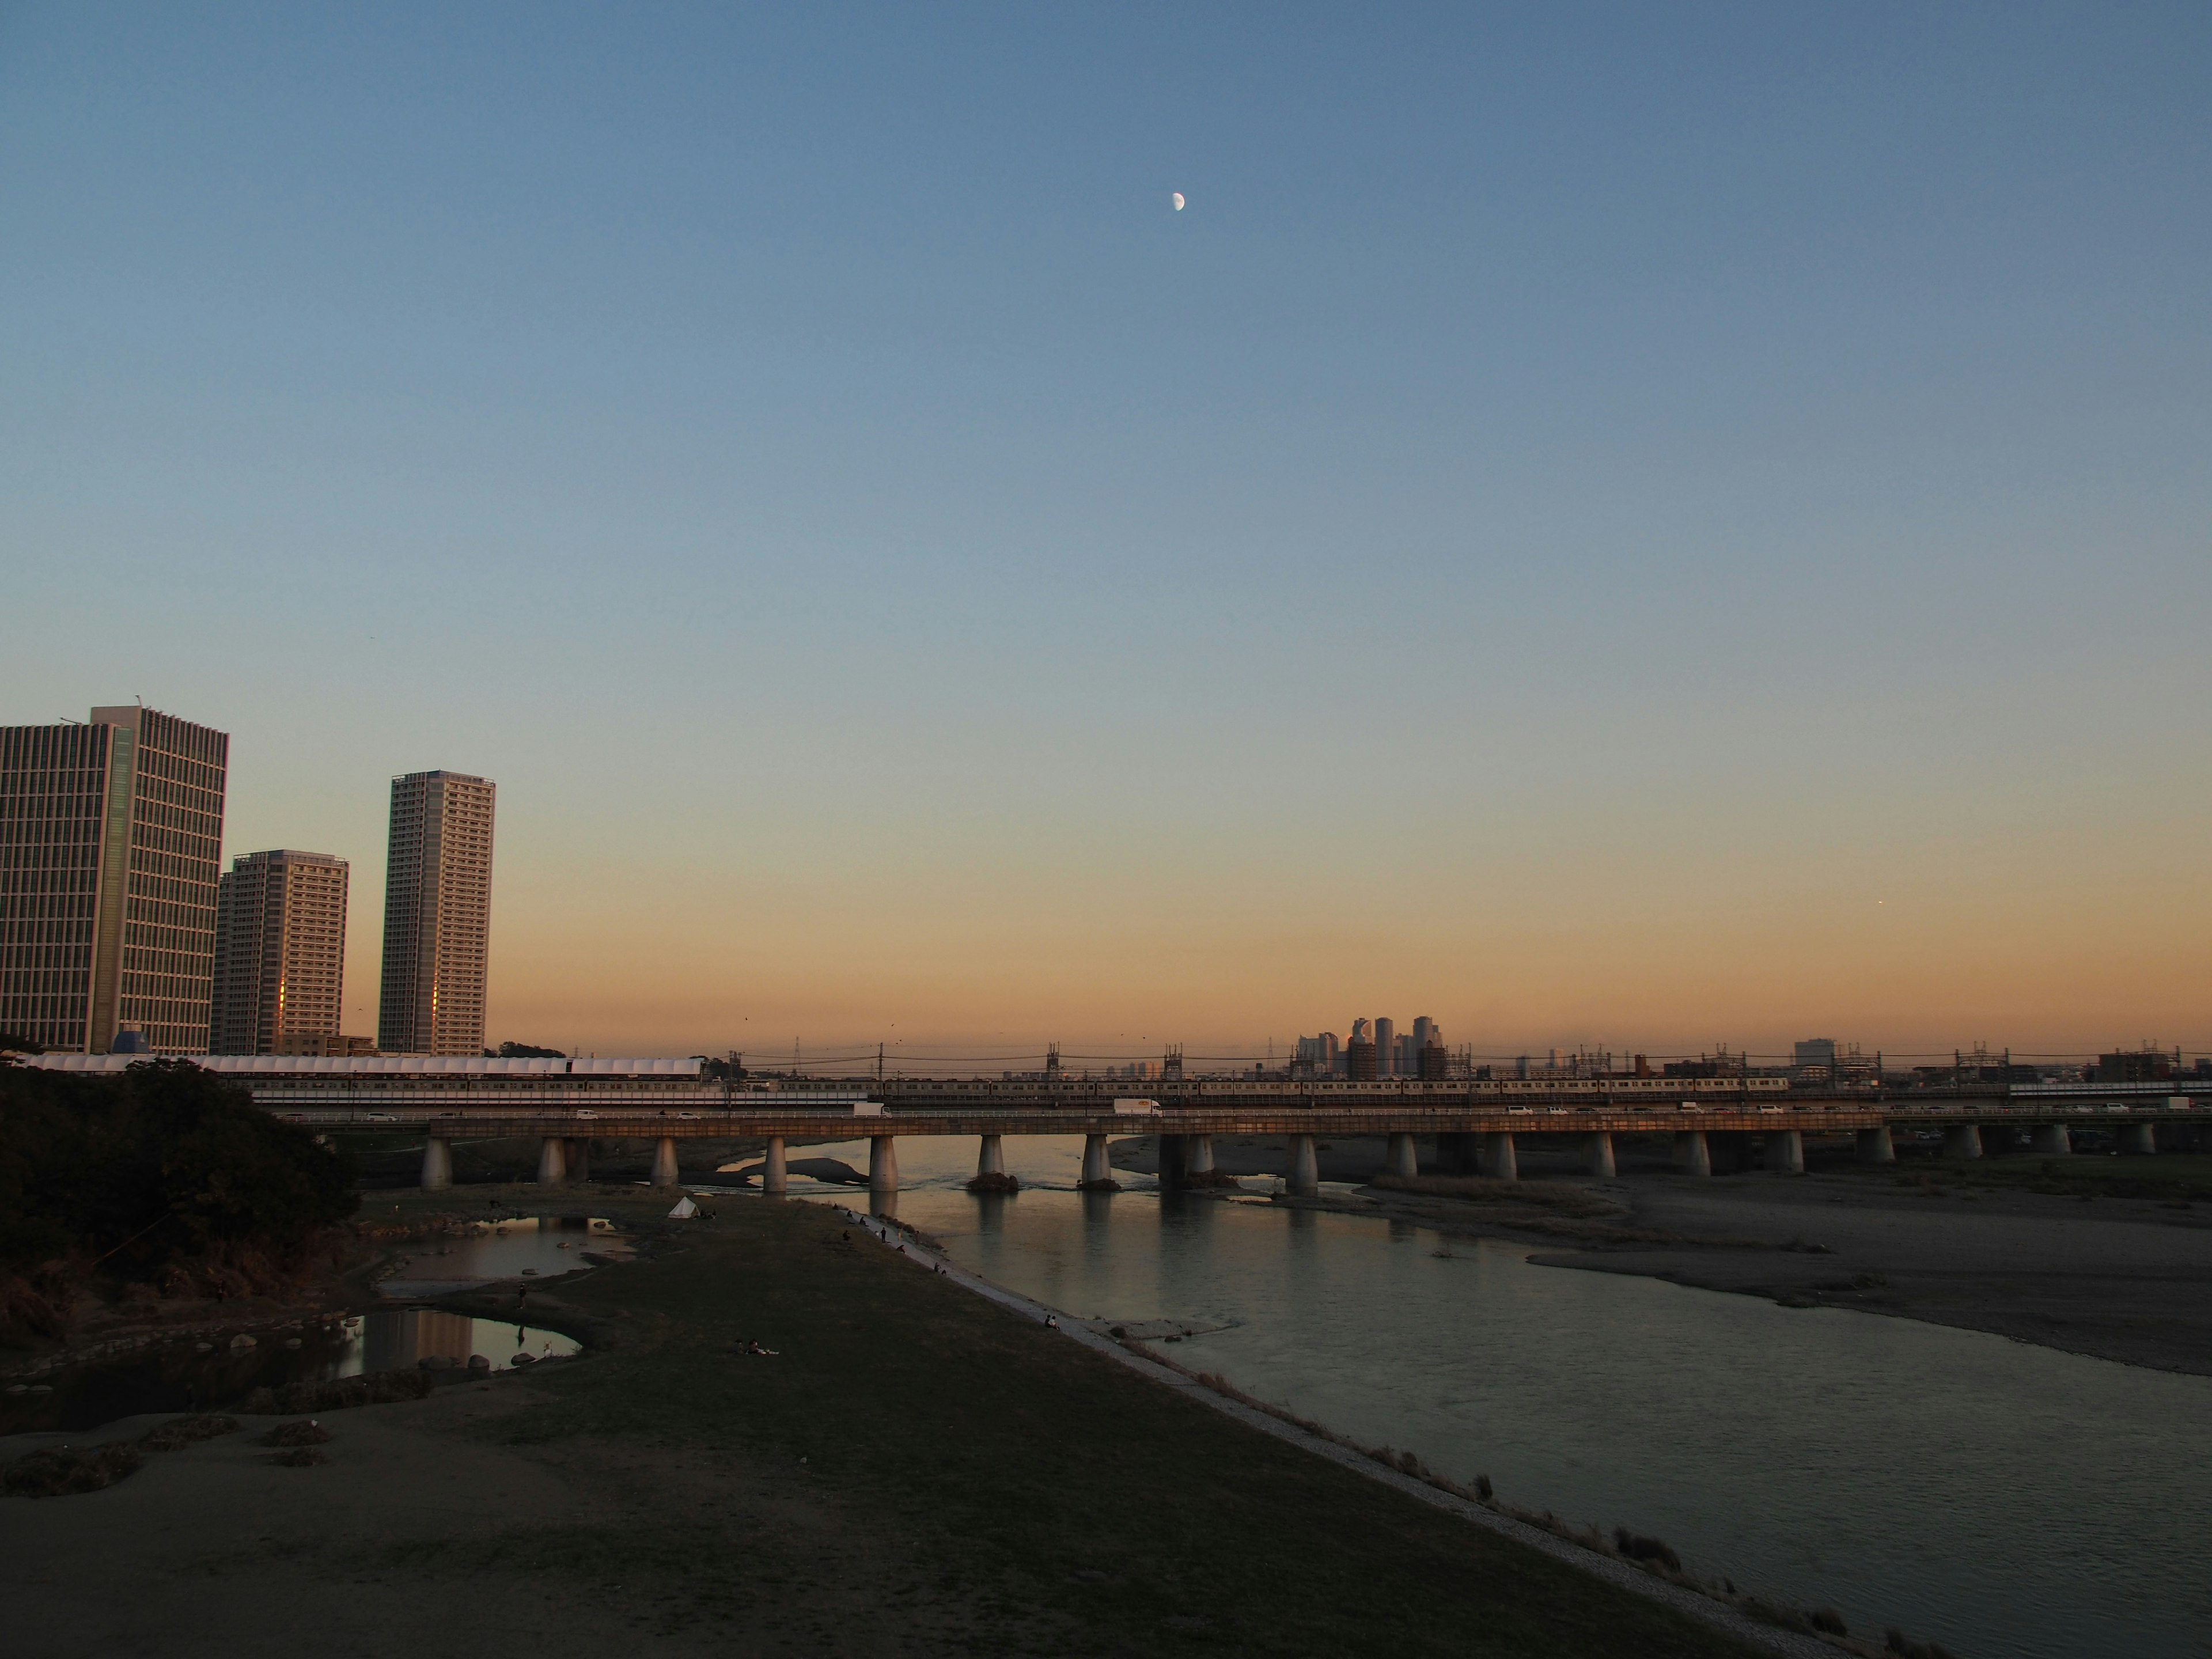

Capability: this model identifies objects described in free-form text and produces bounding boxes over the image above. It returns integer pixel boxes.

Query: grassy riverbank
[5,1185,1767,1658]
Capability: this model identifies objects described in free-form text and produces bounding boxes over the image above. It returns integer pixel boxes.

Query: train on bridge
[15,1051,2206,1195]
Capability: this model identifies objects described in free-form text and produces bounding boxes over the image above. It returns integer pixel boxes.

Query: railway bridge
[21,1054,2205,1195]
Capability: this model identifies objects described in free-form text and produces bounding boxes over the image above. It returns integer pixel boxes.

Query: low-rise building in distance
[2093,1044,2180,1084]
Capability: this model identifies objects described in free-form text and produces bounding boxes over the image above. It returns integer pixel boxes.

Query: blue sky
[3,3,2207,1059]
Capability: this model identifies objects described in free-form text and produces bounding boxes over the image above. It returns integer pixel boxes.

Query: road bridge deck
[275,1103,2198,1137]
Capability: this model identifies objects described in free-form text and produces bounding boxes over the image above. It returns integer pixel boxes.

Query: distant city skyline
[3,9,2207,1059]
[7,693,2207,1062]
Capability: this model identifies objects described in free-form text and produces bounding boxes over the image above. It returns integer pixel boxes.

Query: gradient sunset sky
[3,5,2206,1066]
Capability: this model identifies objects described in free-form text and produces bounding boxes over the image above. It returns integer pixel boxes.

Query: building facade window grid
[0,707,228,1053]
[379,770,495,1057]
[211,849,349,1055]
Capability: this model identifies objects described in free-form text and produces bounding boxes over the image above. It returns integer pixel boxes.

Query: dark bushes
[259,1418,333,1446]
[240,1368,434,1414]
[139,1413,240,1451]
[1612,1527,1681,1571]
[3,1412,241,1497]
[1886,1630,1957,1659]
[2,1439,143,1496]
[0,1059,356,1332]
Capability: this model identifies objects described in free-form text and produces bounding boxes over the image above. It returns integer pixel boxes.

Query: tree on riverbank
[0,1058,357,1342]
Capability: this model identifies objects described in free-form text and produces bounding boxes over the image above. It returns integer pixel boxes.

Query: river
[781,1131,2212,1659]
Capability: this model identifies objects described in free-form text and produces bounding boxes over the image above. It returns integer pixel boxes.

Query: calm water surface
[787,1132,2212,1659]
[380,1215,629,1294]
[1,1308,580,1434]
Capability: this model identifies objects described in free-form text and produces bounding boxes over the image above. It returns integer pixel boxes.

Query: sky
[3,3,2207,1067]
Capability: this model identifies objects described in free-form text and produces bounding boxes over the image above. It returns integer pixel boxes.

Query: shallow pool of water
[378,1215,630,1295]
[1,1308,580,1434]
[789,1132,2212,1659]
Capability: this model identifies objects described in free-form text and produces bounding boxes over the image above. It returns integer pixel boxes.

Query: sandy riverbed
[1249,1153,2212,1376]
[1,1191,1774,1659]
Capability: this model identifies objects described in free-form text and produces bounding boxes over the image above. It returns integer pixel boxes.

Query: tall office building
[1345,1017,1378,1081]
[378,770,495,1056]
[0,704,229,1053]
[211,850,349,1055]
[1373,1016,1397,1080]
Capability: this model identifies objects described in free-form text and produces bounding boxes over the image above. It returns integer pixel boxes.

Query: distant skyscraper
[378,770,495,1056]
[211,850,349,1055]
[0,704,229,1053]
[1346,1017,1378,1081]
[1293,1032,1342,1078]
[1374,1016,1396,1080]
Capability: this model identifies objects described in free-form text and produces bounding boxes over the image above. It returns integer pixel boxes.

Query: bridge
[21,1054,2205,1195]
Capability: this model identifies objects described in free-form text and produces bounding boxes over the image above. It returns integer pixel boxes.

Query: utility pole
[877,1041,885,1082]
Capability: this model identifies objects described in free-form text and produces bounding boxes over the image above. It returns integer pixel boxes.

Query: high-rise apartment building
[1373,1016,1397,1080]
[378,770,495,1056]
[1293,1031,1342,1078]
[211,850,349,1055]
[0,704,229,1052]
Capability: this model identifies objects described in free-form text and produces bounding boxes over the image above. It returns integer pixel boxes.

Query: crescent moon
[1171,192,1185,211]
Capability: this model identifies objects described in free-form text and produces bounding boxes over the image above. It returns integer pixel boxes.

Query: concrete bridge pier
[1856,1126,1895,1164]
[763,1137,788,1195]
[1673,1130,1711,1177]
[2119,1122,2158,1156]
[976,1134,1006,1179]
[650,1136,680,1188]
[564,1139,592,1183]
[1288,1134,1319,1196]
[421,1137,452,1191]
[1158,1134,1190,1189]
[869,1135,899,1194]
[1764,1129,1805,1175]
[1944,1124,1983,1161]
[1586,1132,1616,1179]
[1079,1134,1114,1190]
[1385,1132,1418,1181]
[535,1137,567,1185]
[1188,1135,1216,1176]
[1480,1131,1518,1183]
[2031,1123,2071,1157]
